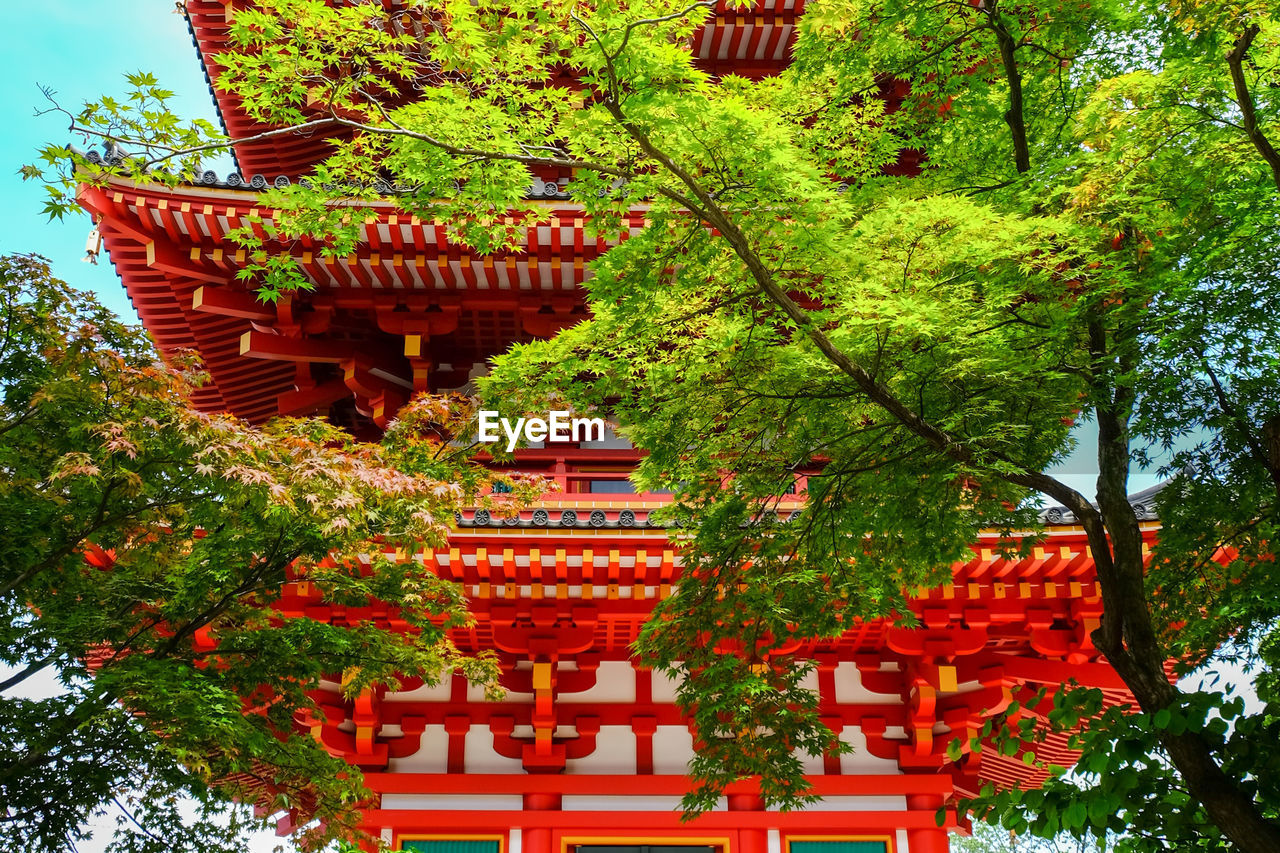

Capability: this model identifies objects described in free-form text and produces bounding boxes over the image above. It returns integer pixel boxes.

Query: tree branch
[595,88,1096,519]
[1225,25,1280,192]
[1199,354,1280,492]
[986,2,1031,173]
[0,652,61,694]
[612,0,717,61]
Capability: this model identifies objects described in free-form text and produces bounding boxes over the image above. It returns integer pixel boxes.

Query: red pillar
[525,828,553,853]
[523,793,561,853]
[730,794,766,853]
[906,795,950,853]
[739,830,768,853]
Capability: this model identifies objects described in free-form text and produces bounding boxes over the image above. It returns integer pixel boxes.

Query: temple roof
[180,0,818,178]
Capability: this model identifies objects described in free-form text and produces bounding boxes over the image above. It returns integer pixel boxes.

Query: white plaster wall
[558,660,636,704]
[384,679,454,703]
[565,725,635,774]
[839,727,905,774]
[561,795,684,811]
[381,794,523,810]
[650,668,684,704]
[795,745,826,776]
[464,726,525,774]
[794,795,908,811]
[385,723,449,773]
[649,725,696,774]
[468,678,495,703]
[833,661,899,704]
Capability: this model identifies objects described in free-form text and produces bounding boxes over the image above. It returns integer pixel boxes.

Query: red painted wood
[362,773,955,797]
[362,809,959,831]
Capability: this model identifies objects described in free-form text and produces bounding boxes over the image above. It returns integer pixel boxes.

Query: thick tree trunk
[1087,402,1280,853]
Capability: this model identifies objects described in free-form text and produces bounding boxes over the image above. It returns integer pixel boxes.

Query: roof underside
[182,0,821,178]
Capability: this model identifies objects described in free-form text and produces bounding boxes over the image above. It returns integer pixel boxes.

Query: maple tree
[25,0,1280,849]
[0,254,540,851]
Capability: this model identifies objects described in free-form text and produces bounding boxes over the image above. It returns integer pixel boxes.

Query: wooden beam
[342,355,412,397]
[192,285,275,321]
[277,379,351,416]
[239,330,353,363]
[146,241,229,285]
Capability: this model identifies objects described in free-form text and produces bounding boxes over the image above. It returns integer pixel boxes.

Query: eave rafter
[87,178,613,424]
[183,0,808,177]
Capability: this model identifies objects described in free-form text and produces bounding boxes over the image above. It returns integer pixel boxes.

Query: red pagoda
[81,3,1166,852]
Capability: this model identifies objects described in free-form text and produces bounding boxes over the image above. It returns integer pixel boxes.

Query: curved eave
[181,0,806,178]
[183,0,343,177]
[78,175,632,422]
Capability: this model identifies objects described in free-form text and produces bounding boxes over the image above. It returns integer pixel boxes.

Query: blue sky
[0,3,222,321]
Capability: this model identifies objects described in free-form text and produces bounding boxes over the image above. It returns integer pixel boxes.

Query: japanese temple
[81,2,1164,852]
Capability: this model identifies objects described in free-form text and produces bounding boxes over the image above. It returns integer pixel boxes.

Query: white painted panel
[839,727,903,774]
[387,724,448,773]
[510,828,522,853]
[839,722,901,768]
[381,794,524,810]
[650,725,695,774]
[833,661,898,704]
[464,726,525,774]
[795,745,825,776]
[467,677,495,703]
[767,829,781,853]
[565,725,635,774]
[581,426,633,450]
[650,668,683,704]
[799,795,908,812]
[386,679,453,703]
[562,795,683,812]
[559,661,636,704]
[896,829,909,853]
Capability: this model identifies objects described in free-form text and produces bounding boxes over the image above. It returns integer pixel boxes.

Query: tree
[0,254,538,851]
[951,818,1109,853]
[27,0,1280,849]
